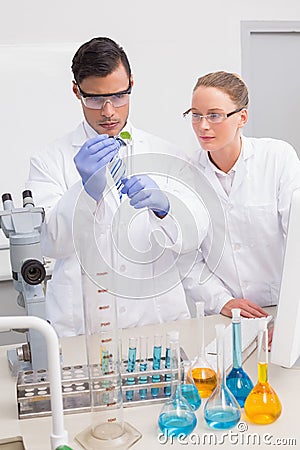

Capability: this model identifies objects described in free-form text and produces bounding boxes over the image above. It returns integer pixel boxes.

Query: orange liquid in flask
[192,367,217,398]
[244,362,282,424]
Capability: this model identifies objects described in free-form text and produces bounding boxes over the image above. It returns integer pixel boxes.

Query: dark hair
[194,71,249,109]
[71,37,131,84]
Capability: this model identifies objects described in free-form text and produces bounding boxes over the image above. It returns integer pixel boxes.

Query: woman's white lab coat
[183,135,300,314]
[26,122,207,337]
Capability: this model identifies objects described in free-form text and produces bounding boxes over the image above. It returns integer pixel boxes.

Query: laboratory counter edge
[0,307,299,450]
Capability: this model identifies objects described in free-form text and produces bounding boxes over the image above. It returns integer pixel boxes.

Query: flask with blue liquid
[158,333,197,437]
[181,360,201,411]
[226,308,254,407]
[204,324,241,430]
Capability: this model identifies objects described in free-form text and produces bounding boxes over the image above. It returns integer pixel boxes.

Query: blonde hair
[193,71,249,109]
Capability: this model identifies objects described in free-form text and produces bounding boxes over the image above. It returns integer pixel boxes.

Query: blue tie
[108,138,126,200]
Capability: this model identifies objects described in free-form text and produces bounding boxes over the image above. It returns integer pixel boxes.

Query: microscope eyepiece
[22,190,34,207]
[21,259,46,285]
[2,193,12,203]
[22,190,32,199]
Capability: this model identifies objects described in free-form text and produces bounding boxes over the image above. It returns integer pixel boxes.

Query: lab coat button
[241,281,248,289]
[119,264,126,272]
[233,243,241,251]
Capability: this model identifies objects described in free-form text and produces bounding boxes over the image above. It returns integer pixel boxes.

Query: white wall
[1,0,300,160]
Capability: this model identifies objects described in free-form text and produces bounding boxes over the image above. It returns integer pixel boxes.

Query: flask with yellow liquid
[191,302,217,398]
[244,318,282,424]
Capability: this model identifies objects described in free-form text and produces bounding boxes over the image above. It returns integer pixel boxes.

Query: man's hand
[74,134,120,201]
[121,175,170,218]
[221,298,268,319]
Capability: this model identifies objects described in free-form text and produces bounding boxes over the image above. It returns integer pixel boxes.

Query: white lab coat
[26,121,208,337]
[182,135,300,314]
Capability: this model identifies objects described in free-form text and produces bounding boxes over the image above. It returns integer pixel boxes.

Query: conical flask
[191,302,217,398]
[72,197,142,449]
[244,318,282,424]
[181,360,201,411]
[226,308,254,407]
[158,333,197,437]
[204,324,241,430]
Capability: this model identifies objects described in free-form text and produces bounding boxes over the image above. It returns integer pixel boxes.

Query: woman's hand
[221,298,268,318]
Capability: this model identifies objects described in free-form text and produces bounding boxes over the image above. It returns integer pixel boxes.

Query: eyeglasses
[76,82,132,109]
[183,107,244,124]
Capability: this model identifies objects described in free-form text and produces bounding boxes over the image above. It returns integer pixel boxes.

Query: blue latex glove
[74,134,121,201]
[121,175,170,217]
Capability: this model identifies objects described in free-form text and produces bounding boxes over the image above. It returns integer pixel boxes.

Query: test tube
[139,336,149,400]
[126,337,137,401]
[164,333,172,397]
[120,131,133,177]
[151,335,162,398]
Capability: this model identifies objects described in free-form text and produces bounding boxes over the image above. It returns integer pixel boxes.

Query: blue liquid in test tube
[126,337,137,401]
[139,336,148,400]
[151,335,162,398]
[100,347,110,405]
[164,334,171,397]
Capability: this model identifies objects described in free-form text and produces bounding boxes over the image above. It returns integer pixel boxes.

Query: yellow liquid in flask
[192,367,217,398]
[244,363,282,424]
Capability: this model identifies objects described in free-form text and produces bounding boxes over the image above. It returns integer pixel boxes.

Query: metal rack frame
[17,357,178,419]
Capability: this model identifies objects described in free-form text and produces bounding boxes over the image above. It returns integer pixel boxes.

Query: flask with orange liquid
[191,302,217,398]
[244,318,282,424]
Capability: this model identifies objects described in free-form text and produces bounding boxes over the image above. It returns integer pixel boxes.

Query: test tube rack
[16,356,180,419]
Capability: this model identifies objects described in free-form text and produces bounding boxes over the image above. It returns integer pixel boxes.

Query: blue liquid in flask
[204,324,241,430]
[226,367,254,408]
[226,309,254,408]
[181,384,201,411]
[205,406,240,430]
[158,337,197,438]
[158,411,197,437]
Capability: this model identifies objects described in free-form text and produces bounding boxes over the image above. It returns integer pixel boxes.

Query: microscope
[0,190,48,373]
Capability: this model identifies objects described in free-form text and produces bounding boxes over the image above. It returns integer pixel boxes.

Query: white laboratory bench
[0,307,299,449]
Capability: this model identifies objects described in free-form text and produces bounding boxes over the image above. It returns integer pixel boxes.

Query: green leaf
[55,446,74,450]
[120,131,132,140]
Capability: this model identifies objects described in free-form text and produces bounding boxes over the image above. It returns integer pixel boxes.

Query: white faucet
[0,316,71,450]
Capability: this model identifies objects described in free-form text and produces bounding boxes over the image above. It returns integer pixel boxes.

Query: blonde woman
[183,71,300,322]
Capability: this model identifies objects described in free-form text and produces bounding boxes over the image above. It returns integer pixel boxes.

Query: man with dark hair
[26,37,207,337]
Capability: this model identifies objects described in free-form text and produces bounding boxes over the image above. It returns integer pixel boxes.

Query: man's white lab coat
[26,121,208,336]
[183,136,300,315]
